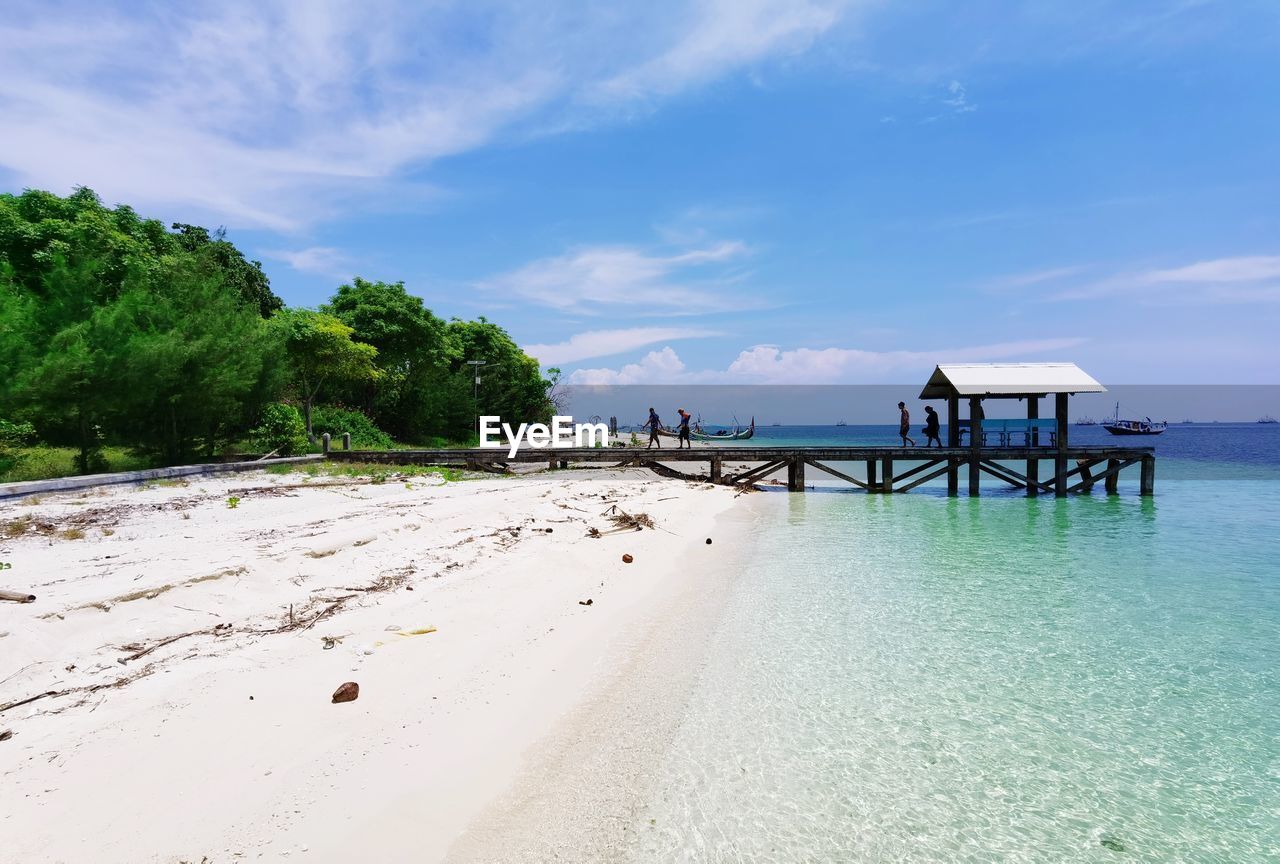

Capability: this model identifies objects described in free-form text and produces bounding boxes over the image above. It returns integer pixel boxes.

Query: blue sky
[3,0,1278,384]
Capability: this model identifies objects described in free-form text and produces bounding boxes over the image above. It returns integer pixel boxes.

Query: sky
[3,0,1279,386]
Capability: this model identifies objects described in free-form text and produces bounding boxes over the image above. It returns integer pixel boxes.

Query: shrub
[310,405,392,450]
[250,403,309,455]
[0,419,36,451]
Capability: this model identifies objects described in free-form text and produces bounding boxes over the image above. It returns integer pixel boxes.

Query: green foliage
[0,190,557,479]
[273,309,379,435]
[0,446,154,483]
[226,496,241,509]
[170,224,281,317]
[250,403,309,455]
[310,405,392,449]
[0,418,35,452]
[0,189,284,469]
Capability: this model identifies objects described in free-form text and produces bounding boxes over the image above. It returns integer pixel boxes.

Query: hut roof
[919,362,1105,399]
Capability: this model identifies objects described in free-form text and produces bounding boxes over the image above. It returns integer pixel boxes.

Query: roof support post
[1055,392,1069,498]
[947,393,959,496]
[968,396,982,497]
[1026,396,1039,497]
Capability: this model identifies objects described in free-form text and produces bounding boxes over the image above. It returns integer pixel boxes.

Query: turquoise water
[625,469,1280,861]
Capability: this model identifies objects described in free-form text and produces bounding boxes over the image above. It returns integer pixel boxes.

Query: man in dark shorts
[676,408,693,449]
[898,401,916,446]
[643,407,662,449]
[923,405,942,447]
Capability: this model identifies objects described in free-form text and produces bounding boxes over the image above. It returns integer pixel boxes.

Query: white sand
[0,466,745,863]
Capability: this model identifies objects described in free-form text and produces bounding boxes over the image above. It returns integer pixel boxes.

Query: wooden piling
[881,458,894,493]
[1140,456,1155,496]
[787,457,806,491]
[710,456,722,483]
[1105,459,1119,494]
[866,459,877,493]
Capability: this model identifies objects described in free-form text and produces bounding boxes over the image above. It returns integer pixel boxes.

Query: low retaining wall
[0,455,324,501]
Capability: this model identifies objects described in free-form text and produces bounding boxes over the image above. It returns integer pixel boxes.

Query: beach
[0,465,745,863]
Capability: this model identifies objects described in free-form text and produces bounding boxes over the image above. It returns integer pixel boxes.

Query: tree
[444,317,553,438]
[171,223,282,317]
[323,277,453,439]
[274,309,380,436]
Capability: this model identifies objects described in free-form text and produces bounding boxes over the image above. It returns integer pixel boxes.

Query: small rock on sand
[332,682,360,704]
[622,554,633,563]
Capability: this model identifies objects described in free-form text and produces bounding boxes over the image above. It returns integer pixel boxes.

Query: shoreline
[0,466,749,863]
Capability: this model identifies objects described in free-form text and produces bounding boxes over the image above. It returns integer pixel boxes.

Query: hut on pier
[919,362,1107,497]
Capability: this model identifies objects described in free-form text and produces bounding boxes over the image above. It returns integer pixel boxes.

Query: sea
[622,423,1280,862]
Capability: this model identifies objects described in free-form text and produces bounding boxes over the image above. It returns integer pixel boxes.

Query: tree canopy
[0,187,553,472]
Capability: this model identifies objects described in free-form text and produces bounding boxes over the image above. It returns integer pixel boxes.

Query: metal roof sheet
[919,362,1106,399]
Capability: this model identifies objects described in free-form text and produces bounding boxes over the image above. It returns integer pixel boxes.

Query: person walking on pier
[923,405,942,448]
[643,407,662,449]
[898,401,916,447]
[676,408,693,449]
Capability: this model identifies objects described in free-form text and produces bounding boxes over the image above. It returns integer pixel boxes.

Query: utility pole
[466,359,486,438]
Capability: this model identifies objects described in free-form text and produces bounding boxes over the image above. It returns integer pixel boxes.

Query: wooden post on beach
[710,457,722,483]
[1055,393,1069,498]
[342,432,351,451]
[321,433,331,455]
[1026,396,1039,497]
[1105,459,1120,494]
[787,457,805,491]
[1140,456,1155,496]
[866,459,877,493]
[881,458,894,493]
[947,393,959,496]
[968,397,982,497]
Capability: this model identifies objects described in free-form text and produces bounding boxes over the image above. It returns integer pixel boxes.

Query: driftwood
[0,589,36,604]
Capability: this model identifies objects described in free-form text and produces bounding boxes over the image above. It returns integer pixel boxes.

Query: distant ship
[835,420,847,427]
[1260,415,1279,424]
[1075,417,1097,426]
[1102,402,1167,436]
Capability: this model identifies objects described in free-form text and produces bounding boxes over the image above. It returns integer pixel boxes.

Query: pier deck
[329,444,1156,497]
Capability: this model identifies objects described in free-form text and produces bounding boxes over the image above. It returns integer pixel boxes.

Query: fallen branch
[0,589,36,604]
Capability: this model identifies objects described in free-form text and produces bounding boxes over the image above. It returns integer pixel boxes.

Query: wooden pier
[328,362,1156,497]
[329,443,1156,496]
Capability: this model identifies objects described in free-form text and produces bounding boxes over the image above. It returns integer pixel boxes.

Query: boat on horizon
[1260,415,1278,424]
[1102,402,1167,436]
[835,420,847,427]
[1075,417,1097,426]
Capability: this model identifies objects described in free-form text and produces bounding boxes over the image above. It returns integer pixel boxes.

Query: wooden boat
[1102,403,1166,436]
[689,418,755,441]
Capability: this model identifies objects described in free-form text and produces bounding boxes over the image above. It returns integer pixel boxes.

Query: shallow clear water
[624,477,1280,862]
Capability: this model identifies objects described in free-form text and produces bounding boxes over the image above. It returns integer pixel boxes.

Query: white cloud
[567,337,1088,384]
[262,246,354,278]
[0,1,856,232]
[1048,255,1280,303]
[478,240,754,314]
[524,327,721,365]
[570,347,689,384]
[589,0,847,102]
[1141,256,1280,284]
